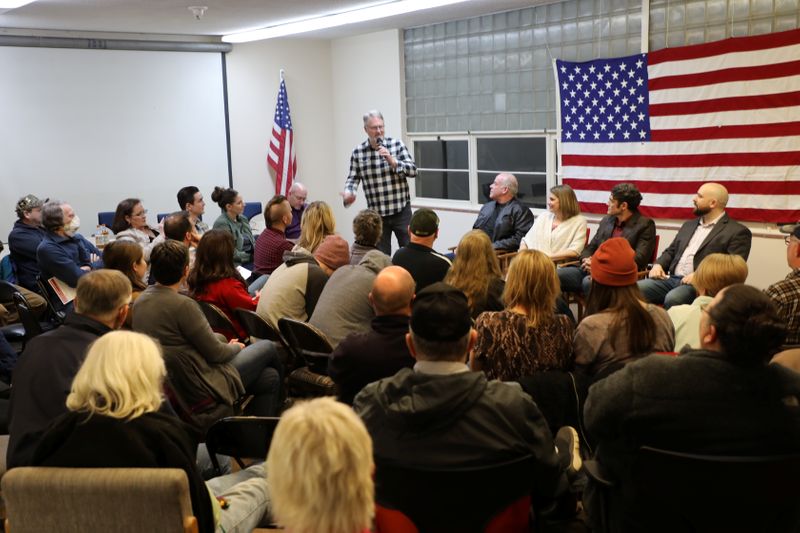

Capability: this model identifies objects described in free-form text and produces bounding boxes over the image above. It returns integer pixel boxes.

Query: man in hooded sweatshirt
[354,282,580,509]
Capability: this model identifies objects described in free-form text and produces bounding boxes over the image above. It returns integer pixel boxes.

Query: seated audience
[328,266,416,404]
[7,270,131,468]
[133,240,282,431]
[8,194,47,292]
[102,240,148,326]
[354,283,580,509]
[257,234,350,328]
[766,224,800,345]
[111,198,158,259]
[211,186,255,268]
[520,184,587,262]
[558,183,655,295]
[574,238,675,377]
[188,229,258,341]
[638,182,751,309]
[251,195,295,294]
[584,284,800,529]
[350,209,383,265]
[472,173,534,250]
[444,230,504,318]
[294,200,336,253]
[32,331,269,533]
[177,185,209,236]
[36,200,102,306]
[285,182,308,240]
[668,253,748,351]
[472,250,573,380]
[391,208,451,291]
[309,250,391,348]
[267,397,373,533]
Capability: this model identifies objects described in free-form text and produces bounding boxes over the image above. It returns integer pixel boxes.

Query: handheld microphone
[375,136,384,148]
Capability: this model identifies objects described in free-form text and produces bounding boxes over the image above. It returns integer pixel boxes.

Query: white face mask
[64,214,81,236]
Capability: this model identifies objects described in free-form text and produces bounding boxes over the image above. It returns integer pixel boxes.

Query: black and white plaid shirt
[344,137,417,217]
[765,269,800,345]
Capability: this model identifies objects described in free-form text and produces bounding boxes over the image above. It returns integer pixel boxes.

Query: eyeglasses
[699,302,712,315]
[133,210,148,217]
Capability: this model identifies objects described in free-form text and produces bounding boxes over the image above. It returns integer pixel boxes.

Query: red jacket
[195,277,257,340]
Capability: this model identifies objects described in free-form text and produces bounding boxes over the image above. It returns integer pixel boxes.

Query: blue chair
[157,213,170,223]
[243,202,263,221]
[97,212,115,227]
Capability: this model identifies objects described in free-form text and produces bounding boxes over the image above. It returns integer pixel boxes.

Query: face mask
[64,215,81,236]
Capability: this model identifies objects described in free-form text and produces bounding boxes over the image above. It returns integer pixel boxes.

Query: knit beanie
[591,237,638,286]
[313,235,350,270]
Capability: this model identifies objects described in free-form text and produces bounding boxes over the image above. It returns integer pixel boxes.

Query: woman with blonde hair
[444,230,504,318]
[519,184,588,262]
[32,330,270,533]
[575,238,674,376]
[668,253,748,351]
[472,249,574,380]
[295,200,336,253]
[267,397,374,533]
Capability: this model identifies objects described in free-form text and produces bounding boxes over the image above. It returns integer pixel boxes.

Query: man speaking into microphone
[341,110,417,255]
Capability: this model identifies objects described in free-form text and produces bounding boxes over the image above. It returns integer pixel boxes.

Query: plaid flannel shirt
[344,137,417,217]
[765,269,800,345]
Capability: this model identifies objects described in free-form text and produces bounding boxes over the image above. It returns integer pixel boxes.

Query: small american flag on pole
[556,28,800,223]
[268,74,297,196]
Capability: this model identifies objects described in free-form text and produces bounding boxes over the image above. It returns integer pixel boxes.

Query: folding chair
[374,455,535,533]
[204,416,279,476]
[197,301,240,342]
[277,318,336,397]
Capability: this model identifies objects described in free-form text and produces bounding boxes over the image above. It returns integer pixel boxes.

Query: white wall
[226,38,334,222]
[226,29,404,245]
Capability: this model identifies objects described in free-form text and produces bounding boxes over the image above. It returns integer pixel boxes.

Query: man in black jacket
[559,183,656,295]
[472,173,534,250]
[638,182,751,308]
[7,269,131,468]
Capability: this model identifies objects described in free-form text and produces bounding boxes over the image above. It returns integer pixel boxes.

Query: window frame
[408,130,559,212]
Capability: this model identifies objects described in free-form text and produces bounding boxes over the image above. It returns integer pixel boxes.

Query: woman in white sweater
[519,184,587,262]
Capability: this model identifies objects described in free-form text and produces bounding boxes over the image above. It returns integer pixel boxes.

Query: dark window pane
[416,170,470,200]
[477,138,546,173]
[478,171,546,208]
[414,140,468,169]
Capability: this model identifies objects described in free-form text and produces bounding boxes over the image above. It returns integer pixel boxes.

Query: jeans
[247,274,269,297]
[206,462,271,533]
[230,340,284,416]
[379,203,412,255]
[637,276,697,309]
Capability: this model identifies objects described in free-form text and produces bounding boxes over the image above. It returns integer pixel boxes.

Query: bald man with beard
[638,182,752,309]
[328,266,416,405]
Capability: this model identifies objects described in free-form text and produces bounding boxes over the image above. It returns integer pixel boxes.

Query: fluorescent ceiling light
[0,0,36,8]
[222,0,471,43]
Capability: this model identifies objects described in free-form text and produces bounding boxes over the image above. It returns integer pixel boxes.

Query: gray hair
[497,173,519,196]
[362,110,384,125]
[41,200,65,232]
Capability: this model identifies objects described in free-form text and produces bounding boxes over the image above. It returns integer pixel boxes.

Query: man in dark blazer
[637,182,751,308]
[559,183,656,295]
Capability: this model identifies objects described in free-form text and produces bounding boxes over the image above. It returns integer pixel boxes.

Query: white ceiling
[0,0,544,41]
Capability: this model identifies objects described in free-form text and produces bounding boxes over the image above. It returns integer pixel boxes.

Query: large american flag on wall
[556,27,800,223]
[268,78,297,197]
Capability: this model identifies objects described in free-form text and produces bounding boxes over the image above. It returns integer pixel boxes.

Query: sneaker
[555,426,582,474]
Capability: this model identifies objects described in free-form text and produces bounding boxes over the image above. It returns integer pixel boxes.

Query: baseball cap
[409,208,439,237]
[779,223,800,240]
[15,194,46,216]
[410,282,472,342]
